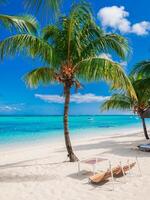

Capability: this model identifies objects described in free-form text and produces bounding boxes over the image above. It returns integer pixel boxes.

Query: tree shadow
[0,156,68,183]
[74,140,150,158]
[67,170,93,180]
[84,132,142,143]
[0,156,66,170]
[0,173,58,183]
[56,133,150,158]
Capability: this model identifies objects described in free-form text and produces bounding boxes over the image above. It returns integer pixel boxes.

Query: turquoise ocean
[0,115,149,145]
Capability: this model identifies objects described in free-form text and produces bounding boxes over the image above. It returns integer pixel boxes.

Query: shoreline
[0,125,149,150]
[0,115,148,145]
[0,127,149,154]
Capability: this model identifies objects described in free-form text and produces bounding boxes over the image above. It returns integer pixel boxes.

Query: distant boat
[88,117,94,121]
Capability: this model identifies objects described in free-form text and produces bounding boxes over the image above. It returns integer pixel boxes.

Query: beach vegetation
[102,61,150,139]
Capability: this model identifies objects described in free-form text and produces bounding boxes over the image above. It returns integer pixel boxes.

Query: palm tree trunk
[64,84,78,162]
[141,117,149,140]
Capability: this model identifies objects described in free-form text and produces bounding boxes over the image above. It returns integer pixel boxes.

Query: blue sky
[0,0,150,115]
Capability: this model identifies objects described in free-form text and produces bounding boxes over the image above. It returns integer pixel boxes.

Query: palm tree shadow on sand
[56,132,150,158]
[0,156,66,170]
[0,157,67,183]
[0,173,59,183]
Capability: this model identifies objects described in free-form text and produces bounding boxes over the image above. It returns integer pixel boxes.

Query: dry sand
[0,130,150,200]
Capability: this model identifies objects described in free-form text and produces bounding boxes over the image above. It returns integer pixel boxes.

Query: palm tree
[101,70,150,139]
[0,2,136,161]
[0,0,38,33]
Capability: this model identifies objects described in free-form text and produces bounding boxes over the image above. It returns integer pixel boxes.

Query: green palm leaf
[0,15,38,34]
[101,94,132,111]
[100,34,130,59]
[0,34,53,63]
[133,77,150,104]
[131,60,150,79]
[134,77,150,91]
[66,2,92,62]
[24,67,56,88]
[75,57,136,98]
[83,33,130,60]
[24,0,62,18]
[42,25,60,41]
[101,72,150,113]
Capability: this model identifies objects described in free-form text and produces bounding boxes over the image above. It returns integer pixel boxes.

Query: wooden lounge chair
[124,162,136,172]
[113,162,136,177]
[112,166,122,177]
[89,170,111,183]
[89,162,136,183]
[89,166,120,184]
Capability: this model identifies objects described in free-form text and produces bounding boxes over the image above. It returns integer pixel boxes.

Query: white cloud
[35,93,110,104]
[120,61,127,67]
[99,53,127,67]
[132,21,150,35]
[35,94,64,103]
[0,105,22,112]
[97,6,150,36]
[98,6,130,33]
[99,53,112,60]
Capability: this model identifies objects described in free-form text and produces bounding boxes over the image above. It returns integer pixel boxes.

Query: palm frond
[99,34,130,59]
[101,94,132,111]
[24,0,62,18]
[65,13,130,63]
[83,33,130,60]
[133,77,150,103]
[75,57,136,99]
[24,67,56,88]
[42,25,60,41]
[0,34,53,64]
[66,1,92,62]
[134,77,150,91]
[131,60,150,79]
[0,15,38,34]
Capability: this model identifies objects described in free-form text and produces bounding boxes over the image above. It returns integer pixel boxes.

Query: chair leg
[136,157,142,177]
[120,161,126,183]
[77,161,80,176]
[127,159,132,177]
[88,178,91,183]
[93,164,96,175]
[109,160,115,191]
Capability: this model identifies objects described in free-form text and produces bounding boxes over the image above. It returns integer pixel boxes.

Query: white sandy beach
[0,130,150,200]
